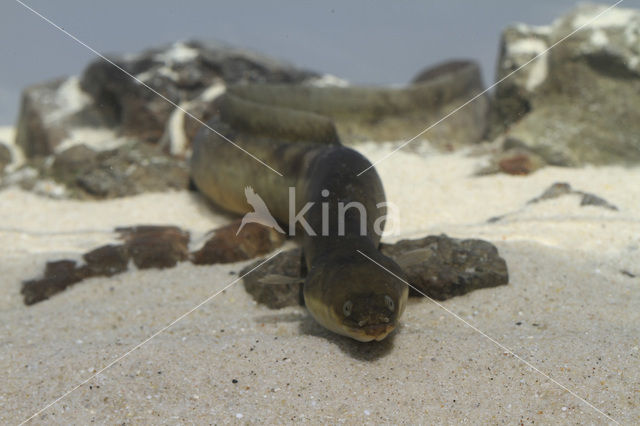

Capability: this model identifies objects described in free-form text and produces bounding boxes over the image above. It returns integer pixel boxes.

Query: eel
[190,67,483,341]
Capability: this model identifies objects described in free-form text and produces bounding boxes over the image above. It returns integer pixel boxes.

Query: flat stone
[191,220,286,265]
[82,244,130,277]
[381,235,509,300]
[21,260,89,305]
[20,221,286,305]
[528,182,618,211]
[117,225,190,269]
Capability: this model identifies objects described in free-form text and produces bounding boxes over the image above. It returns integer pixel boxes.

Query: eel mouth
[347,323,395,342]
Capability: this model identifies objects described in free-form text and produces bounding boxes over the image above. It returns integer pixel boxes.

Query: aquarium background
[1,0,639,124]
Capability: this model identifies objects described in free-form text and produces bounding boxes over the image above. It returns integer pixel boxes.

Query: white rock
[45,77,92,125]
[155,42,200,64]
[572,6,636,30]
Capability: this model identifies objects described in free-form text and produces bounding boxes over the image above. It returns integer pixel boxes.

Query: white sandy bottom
[1,142,639,424]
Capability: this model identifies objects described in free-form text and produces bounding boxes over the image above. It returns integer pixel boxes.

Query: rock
[580,193,618,210]
[21,260,90,305]
[12,41,320,198]
[195,40,318,84]
[50,144,99,184]
[116,225,190,269]
[21,225,190,304]
[78,40,317,148]
[381,235,509,300]
[21,230,509,306]
[489,181,619,222]
[16,41,491,166]
[82,244,130,276]
[49,141,188,199]
[15,77,110,157]
[476,144,546,176]
[5,136,189,201]
[0,166,39,191]
[0,142,11,173]
[490,4,640,166]
[21,221,286,305]
[191,220,286,265]
[528,182,618,210]
[240,248,303,309]
[497,149,545,175]
[528,182,573,202]
[15,41,317,158]
[14,77,74,157]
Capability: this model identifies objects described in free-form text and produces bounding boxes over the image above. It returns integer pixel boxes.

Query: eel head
[304,250,409,342]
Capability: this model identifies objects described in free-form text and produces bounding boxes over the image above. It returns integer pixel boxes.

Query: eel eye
[342,300,353,317]
[384,295,395,312]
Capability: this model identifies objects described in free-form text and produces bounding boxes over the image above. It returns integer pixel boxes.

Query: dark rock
[528,182,618,211]
[240,248,302,309]
[528,182,573,203]
[14,41,317,159]
[82,244,129,276]
[21,225,192,304]
[194,40,318,84]
[78,40,317,147]
[21,260,89,305]
[51,141,188,199]
[80,56,180,144]
[490,181,619,223]
[21,228,509,307]
[490,4,640,166]
[381,235,509,300]
[580,193,618,210]
[117,225,190,269]
[50,144,99,184]
[20,220,288,305]
[191,220,286,265]
[16,39,492,171]
[4,139,188,200]
[76,168,113,197]
[0,142,11,173]
[13,40,320,199]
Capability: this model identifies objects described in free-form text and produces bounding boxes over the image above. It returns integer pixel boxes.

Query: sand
[1,131,639,424]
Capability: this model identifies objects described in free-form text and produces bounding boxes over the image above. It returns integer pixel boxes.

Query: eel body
[191,81,480,341]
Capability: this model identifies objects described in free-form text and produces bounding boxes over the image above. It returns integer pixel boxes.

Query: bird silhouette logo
[237,186,286,235]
